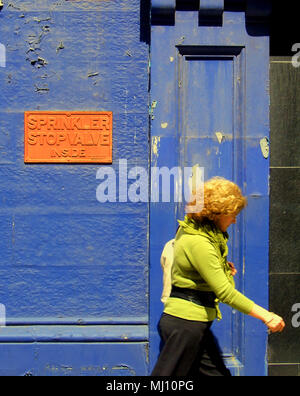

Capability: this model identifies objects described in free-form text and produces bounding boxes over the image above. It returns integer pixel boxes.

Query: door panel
[182,58,234,139]
[177,49,244,357]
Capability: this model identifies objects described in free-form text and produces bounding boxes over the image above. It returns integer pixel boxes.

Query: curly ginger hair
[186,177,247,223]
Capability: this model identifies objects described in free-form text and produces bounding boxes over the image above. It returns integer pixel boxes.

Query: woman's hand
[228,262,237,277]
[249,304,285,333]
[264,313,285,333]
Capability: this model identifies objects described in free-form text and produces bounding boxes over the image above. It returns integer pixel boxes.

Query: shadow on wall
[140,0,272,36]
[140,0,151,44]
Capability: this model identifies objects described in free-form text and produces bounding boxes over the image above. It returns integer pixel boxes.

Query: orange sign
[24,111,113,163]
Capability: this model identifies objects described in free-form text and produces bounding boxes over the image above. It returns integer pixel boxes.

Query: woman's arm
[249,304,285,333]
[189,239,286,332]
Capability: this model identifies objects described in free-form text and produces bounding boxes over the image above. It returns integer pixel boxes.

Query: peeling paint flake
[56,42,65,53]
[215,131,225,144]
[30,57,48,68]
[7,3,21,11]
[152,136,161,157]
[111,364,136,376]
[34,84,49,93]
[149,100,158,120]
[260,137,269,159]
[33,17,52,24]
[88,72,99,78]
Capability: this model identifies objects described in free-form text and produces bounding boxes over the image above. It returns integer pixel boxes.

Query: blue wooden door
[150,2,270,376]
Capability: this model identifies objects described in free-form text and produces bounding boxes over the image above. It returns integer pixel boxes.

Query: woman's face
[215,214,237,232]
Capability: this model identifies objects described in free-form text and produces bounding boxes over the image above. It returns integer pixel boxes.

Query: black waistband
[170,286,216,308]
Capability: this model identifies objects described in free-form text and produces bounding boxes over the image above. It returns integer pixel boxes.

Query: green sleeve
[188,237,254,315]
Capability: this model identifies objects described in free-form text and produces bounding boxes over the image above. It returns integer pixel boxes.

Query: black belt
[170,286,216,308]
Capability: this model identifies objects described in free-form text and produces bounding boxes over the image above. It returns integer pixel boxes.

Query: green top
[164,217,255,322]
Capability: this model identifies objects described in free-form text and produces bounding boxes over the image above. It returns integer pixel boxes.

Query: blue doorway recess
[149,1,270,376]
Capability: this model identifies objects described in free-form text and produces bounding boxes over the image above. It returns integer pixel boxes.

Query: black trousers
[151,313,231,377]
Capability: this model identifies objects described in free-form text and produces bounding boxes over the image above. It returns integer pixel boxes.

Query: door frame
[149,4,270,376]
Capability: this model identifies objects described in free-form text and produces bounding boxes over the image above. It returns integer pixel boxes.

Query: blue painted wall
[0,0,271,376]
[0,0,149,375]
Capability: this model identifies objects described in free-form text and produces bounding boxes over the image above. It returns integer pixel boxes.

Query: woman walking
[152,177,285,376]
